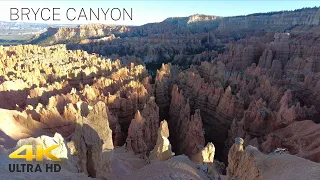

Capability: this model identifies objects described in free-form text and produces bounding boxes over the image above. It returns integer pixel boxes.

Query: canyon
[1,6,320,180]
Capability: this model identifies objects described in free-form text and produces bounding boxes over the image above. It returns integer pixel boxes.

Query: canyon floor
[1,7,320,180]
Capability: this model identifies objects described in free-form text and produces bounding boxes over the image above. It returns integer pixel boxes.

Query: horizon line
[1,6,319,26]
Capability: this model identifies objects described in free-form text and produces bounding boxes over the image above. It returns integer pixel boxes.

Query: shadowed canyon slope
[1,6,320,180]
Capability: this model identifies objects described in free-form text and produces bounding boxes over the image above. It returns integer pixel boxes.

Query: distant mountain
[0,21,79,29]
[0,21,80,45]
[0,21,49,29]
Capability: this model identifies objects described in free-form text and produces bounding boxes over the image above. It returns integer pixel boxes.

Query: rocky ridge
[1,6,320,180]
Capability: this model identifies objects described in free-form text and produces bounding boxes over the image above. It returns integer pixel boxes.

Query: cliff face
[33,7,320,45]
[33,25,130,45]
[168,84,206,158]
[153,34,320,163]
[261,120,320,162]
[32,8,320,69]
[217,8,320,32]
[168,8,320,32]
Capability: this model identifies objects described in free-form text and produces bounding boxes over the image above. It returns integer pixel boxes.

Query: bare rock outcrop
[215,86,244,142]
[0,80,29,109]
[227,89,317,162]
[38,25,130,45]
[67,101,113,179]
[227,137,262,180]
[0,108,46,148]
[141,97,160,150]
[261,120,320,162]
[183,109,205,158]
[276,90,316,128]
[227,137,320,180]
[2,8,320,179]
[155,64,174,120]
[107,111,124,147]
[0,44,154,149]
[192,142,215,164]
[126,110,148,154]
[168,85,206,158]
[118,155,212,180]
[125,97,160,154]
[149,120,174,162]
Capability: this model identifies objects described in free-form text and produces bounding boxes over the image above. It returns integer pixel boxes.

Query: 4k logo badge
[9,145,61,162]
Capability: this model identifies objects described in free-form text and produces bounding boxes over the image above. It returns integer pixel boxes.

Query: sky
[0,0,319,25]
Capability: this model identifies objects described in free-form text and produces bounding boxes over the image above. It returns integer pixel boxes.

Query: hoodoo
[1,3,320,180]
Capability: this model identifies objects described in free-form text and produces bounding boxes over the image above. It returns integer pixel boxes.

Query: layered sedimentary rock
[67,101,113,178]
[35,24,130,45]
[125,97,160,154]
[141,97,160,150]
[276,90,316,128]
[227,137,261,180]
[227,89,318,160]
[0,44,155,148]
[107,110,124,147]
[167,84,186,149]
[220,38,265,71]
[0,101,77,148]
[227,138,320,180]
[168,84,206,158]
[126,111,148,154]
[183,109,206,158]
[153,45,319,164]
[215,86,244,140]
[106,79,150,133]
[162,64,246,162]
[155,64,174,120]
[217,8,320,32]
[261,120,320,162]
[2,6,320,179]
[34,7,320,67]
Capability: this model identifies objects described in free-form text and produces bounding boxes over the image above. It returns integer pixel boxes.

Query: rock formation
[67,101,113,178]
[116,155,213,180]
[149,120,174,162]
[183,109,206,158]
[125,96,160,154]
[2,6,320,180]
[261,120,320,162]
[192,142,215,164]
[155,64,175,120]
[227,137,320,180]
[168,84,206,158]
[126,110,148,154]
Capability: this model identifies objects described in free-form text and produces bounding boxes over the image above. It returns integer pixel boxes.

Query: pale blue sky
[0,1,319,25]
